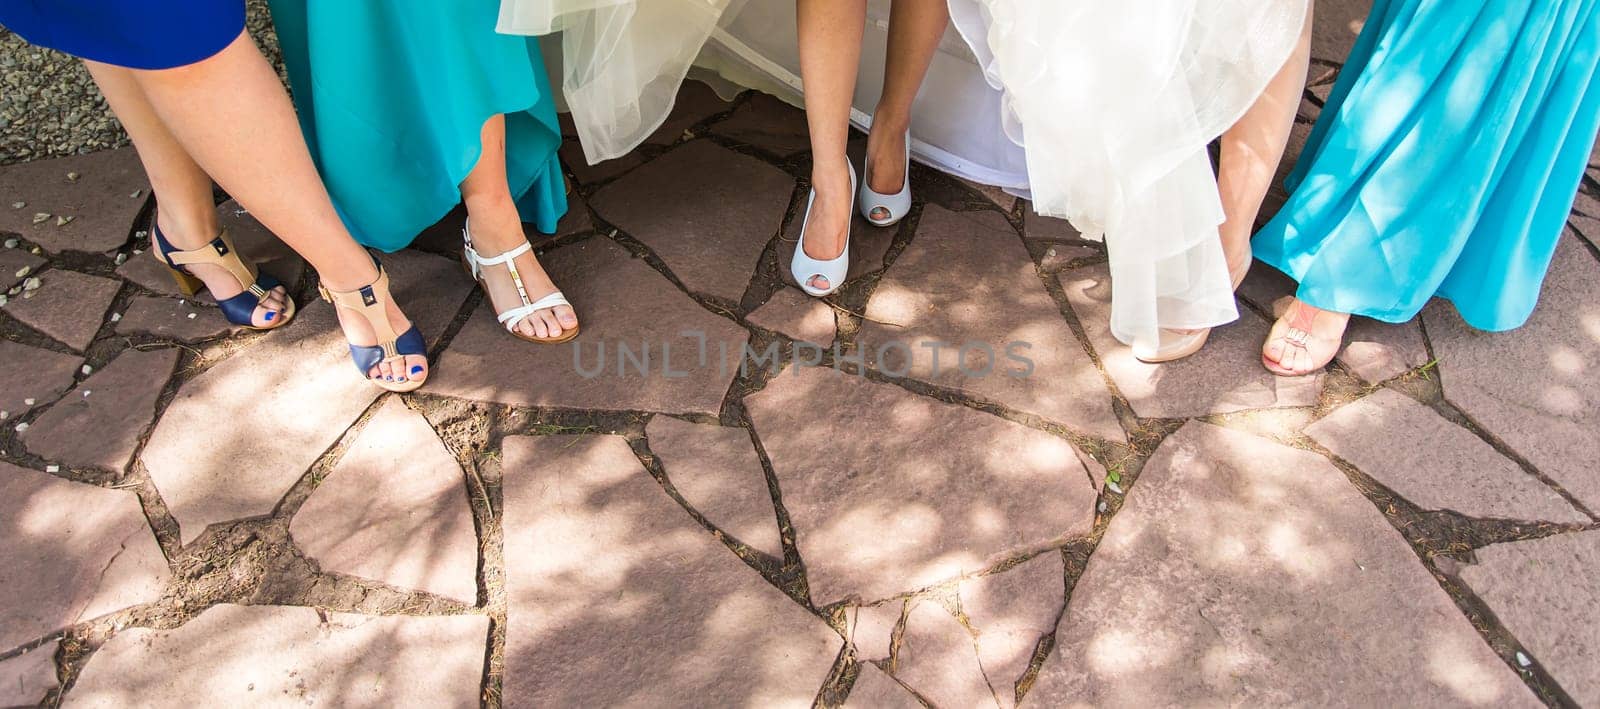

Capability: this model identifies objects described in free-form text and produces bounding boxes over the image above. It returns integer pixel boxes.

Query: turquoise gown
[1254,0,1600,331]
[268,0,567,252]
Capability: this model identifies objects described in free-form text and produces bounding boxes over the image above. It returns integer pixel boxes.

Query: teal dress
[1254,0,1600,331]
[268,0,566,251]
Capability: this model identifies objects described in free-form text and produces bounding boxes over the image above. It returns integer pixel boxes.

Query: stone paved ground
[3,5,1600,707]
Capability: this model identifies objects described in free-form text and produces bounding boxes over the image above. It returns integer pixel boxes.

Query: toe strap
[215,274,284,326]
[496,291,571,331]
[348,325,427,375]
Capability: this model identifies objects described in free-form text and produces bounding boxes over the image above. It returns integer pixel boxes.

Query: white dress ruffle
[499,0,1309,351]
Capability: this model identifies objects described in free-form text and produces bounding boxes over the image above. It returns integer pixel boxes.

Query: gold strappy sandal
[318,262,429,392]
[461,220,579,344]
[152,223,295,330]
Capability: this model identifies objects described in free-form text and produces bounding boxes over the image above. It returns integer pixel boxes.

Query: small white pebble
[178,299,185,305]
[186,312,197,319]
[0,411,8,420]
[114,253,127,265]
[14,422,28,433]
[132,248,143,255]
[1516,652,1532,667]
[1106,480,1124,495]
[1045,247,1057,257]
[14,266,30,278]
[56,215,74,227]
[45,464,59,473]
[109,312,122,322]
[31,212,50,224]
[130,190,144,199]
[82,390,91,398]
[2,238,16,249]
[22,276,41,291]
[1097,500,1108,514]
[0,294,8,307]
[66,171,80,182]
[9,201,23,209]
[22,290,35,300]
[80,365,92,375]
[22,398,34,406]
[30,246,41,254]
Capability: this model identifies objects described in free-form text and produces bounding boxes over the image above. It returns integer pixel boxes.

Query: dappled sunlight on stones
[0,148,148,254]
[1307,389,1585,523]
[0,339,80,420]
[895,600,999,708]
[848,601,903,664]
[290,398,478,604]
[645,416,783,558]
[1459,531,1600,704]
[1061,263,1321,418]
[843,663,921,709]
[1030,422,1537,707]
[1,462,168,651]
[860,206,1121,441]
[748,287,837,346]
[591,140,792,301]
[1425,236,1600,510]
[960,553,1063,705]
[22,347,178,474]
[501,434,840,707]
[142,250,470,543]
[65,605,487,708]
[431,238,748,416]
[0,641,56,706]
[744,366,1096,605]
[3,269,120,351]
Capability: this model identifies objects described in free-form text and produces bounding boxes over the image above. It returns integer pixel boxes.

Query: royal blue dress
[1254,0,1600,331]
[268,0,567,252]
[0,0,244,70]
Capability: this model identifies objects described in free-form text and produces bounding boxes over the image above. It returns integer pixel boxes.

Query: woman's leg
[795,0,868,291]
[118,31,425,383]
[1217,4,1314,284]
[459,114,576,340]
[866,0,948,213]
[84,60,289,327]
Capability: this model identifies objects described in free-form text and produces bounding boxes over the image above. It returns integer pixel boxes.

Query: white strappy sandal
[792,162,857,298]
[859,128,912,227]
[462,221,579,344]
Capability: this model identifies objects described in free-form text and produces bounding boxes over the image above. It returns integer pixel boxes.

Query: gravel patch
[0,0,284,166]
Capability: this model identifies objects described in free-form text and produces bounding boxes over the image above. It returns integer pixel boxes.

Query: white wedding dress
[498,0,1309,352]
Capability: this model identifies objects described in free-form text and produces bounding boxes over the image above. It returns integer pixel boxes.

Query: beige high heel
[152,224,295,330]
[1134,258,1251,364]
[318,262,429,392]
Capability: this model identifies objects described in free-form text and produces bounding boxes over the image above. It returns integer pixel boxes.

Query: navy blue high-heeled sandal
[152,223,295,330]
[317,262,429,392]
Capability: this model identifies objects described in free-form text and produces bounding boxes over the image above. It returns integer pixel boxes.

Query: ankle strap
[162,228,262,297]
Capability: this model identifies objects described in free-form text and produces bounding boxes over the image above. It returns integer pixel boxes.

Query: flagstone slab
[141,250,470,543]
[1307,389,1584,523]
[116,200,305,300]
[961,552,1063,705]
[1424,236,1600,510]
[22,347,178,474]
[290,398,478,604]
[1312,0,1369,66]
[644,79,733,146]
[500,434,841,708]
[114,296,236,342]
[1022,211,1084,242]
[748,288,836,346]
[744,365,1097,605]
[895,600,998,708]
[431,238,748,416]
[1238,264,1430,383]
[860,207,1122,441]
[0,462,169,651]
[1060,263,1321,419]
[848,601,904,664]
[0,247,45,292]
[0,642,57,706]
[591,141,792,301]
[0,339,80,421]
[1028,422,1538,707]
[560,140,646,186]
[1458,531,1600,705]
[844,663,921,709]
[65,605,487,708]
[712,93,811,157]
[3,269,120,351]
[0,148,147,254]
[645,416,783,558]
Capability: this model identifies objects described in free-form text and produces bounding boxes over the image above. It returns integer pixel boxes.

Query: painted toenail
[410,366,423,375]
[264,311,276,321]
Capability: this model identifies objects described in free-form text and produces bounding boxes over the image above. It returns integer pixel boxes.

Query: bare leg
[796,0,868,292]
[117,31,424,383]
[865,0,948,214]
[1217,3,1313,285]
[460,114,576,340]
[84,60,289,327]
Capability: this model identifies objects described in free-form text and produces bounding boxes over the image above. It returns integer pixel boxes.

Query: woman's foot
[154,212,291,328]
[1262,297,1350,376]
[322,263,429,389]
[799,158,855,293]
[463,219,578,342]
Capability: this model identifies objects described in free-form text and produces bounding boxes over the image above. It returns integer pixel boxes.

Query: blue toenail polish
[410,366,424,375]
[264,311,276,321]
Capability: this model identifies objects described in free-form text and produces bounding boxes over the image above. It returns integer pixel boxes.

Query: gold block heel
[166,266,205,298]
